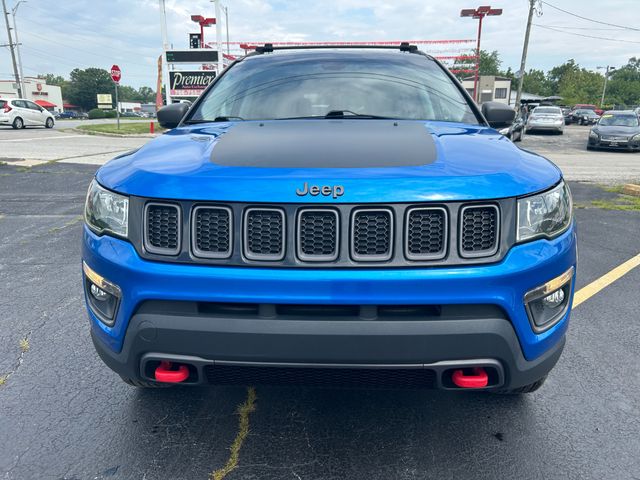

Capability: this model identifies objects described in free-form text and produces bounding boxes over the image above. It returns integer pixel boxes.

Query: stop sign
[110,65,121,84]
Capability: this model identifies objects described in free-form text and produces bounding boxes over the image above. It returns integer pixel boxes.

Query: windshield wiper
[183,116,245,124]
[277,110,394,120]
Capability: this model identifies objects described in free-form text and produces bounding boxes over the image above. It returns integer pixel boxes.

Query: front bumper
[526,122,564,132]
[83,223,577,387]
[588,138,640,151]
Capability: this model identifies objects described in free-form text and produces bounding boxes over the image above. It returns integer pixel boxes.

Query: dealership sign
[169,71,216,97]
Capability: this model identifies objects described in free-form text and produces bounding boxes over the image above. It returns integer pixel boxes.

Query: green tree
[137,86,156,103]
[478,50,502,76]
[606,57,640,107]
[522,69,552,96]
[65,68,114,111]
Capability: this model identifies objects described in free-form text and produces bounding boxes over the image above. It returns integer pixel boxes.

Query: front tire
[45,118,54,129]
[12,117,24,129]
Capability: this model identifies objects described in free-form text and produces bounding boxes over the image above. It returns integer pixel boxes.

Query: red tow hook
[451,367,489,389]
[154,361,189,383]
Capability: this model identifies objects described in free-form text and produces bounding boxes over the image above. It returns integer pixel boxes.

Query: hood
[97,120,561,203]
[594,125,639,136]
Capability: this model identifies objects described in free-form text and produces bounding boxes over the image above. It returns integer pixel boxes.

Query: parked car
[587,110,640,151]
[574,104,603,116]
[55,111,85,120]
[0,98,55,129]
[525,106,565,134]
[560,106,573,124]
[498,113,525,142]
[83,44,576,394]
[571,109,600,125]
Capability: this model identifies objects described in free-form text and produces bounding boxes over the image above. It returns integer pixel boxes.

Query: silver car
[526,106,565,135]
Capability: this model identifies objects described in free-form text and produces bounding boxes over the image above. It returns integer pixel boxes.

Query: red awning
[35,100,56,108]
[63,103,78,108]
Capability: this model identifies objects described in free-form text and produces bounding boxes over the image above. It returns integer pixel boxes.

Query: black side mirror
[157,103,190,129]
[482,102,516,129]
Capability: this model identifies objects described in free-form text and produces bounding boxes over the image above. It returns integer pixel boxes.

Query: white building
[117,101,142,113]
[461,76,512,105]
[0,77,64,112]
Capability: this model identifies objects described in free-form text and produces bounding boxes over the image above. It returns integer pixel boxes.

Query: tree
[137,86,156,103]
[65,68,114,111]
[478,50,503,76]
[522,69,552,97]
[606,57,640,107]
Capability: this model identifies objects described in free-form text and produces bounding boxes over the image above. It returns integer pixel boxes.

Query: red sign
[110,65,121,84]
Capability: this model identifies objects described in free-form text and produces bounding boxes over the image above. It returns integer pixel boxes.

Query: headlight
[589,131,599,140]
[632,134,640,141]
[517,182,572,243]
[498,127,509,135]
[85,180,129,237]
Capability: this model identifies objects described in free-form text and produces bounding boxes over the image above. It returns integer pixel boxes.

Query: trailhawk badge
[296,182,344,199]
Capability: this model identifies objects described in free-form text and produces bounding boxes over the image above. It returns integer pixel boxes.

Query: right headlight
[589,130,599,139]
[84,179,129,238]
[517,181,572,243]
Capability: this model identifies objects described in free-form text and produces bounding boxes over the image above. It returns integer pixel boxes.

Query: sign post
[110,65,122,129]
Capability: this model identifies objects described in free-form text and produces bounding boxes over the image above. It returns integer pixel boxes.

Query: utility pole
[514,0,536,111]
[599,66,615,108]
[2,0,23,97]
[213,0,223,73]
[223,5,229,56]
[11,1,26,99]
[158,0,172,105]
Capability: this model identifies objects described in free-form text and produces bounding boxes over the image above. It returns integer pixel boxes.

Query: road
[0,125,639,479]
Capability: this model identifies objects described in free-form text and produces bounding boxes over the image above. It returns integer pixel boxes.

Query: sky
[1,0,638,89]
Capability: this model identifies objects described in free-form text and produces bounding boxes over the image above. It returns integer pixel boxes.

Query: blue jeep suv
[82,44,576,393]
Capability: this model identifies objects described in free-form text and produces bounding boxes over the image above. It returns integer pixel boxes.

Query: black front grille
[204,365,437,388]
[193,207,231,258]
[406,208,447,259]
[460,205,499,257]
[352,209,393,260]
[298,210,339,261]
[244,208,285,260]
[145,203,180,254]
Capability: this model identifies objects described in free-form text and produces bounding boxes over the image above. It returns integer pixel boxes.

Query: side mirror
[157,103,190,129]
[482,102,516,129]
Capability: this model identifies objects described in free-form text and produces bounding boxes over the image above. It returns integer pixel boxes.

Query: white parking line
[0,135,86,143]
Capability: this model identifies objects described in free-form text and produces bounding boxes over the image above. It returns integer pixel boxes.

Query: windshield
[598,114,639,127]
[188,52,479,124]
[533,107,561,115]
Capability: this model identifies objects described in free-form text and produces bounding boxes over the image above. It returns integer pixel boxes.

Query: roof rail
[253,42,419,54]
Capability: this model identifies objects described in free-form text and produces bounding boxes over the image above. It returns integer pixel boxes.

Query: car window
[13,100,27,108]
[533,107,561,115]
[25,101,42,111]
[0,100,6,108]
[189,53,480,124]
[598,114,639,127]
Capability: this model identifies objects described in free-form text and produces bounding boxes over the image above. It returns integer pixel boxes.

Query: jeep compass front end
[82,44,576,393]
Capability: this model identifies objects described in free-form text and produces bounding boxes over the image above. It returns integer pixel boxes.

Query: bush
[88,108,105,119]
[104,110,117,118]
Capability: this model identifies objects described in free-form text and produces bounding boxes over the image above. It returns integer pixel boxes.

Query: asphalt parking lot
[1,125,639,479]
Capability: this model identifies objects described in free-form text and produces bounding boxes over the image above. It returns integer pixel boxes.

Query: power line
[541,1,640,32]
[533,24,640,44]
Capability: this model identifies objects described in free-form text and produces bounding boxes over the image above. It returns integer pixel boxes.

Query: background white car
[0,98,55,129]
[525,106,565,135]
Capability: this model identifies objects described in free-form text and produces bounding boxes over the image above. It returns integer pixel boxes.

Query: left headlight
[632,133,640,141]
[517,181,572,243]
[84,179,129,238]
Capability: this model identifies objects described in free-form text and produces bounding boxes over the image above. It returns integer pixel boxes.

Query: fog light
[524,267,574,333]
[542,289,565,308]
[83,262,121,326]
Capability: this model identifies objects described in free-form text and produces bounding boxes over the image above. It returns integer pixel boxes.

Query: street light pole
[460,6,503,104]
[158,0,172,105]
[1,0,22,97]
[213,0,223,73]
[223,5,229,56]
[11,1,26,99]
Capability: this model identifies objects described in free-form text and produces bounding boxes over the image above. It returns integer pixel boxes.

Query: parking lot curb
[70,128,159,139]
[622,184,640,197]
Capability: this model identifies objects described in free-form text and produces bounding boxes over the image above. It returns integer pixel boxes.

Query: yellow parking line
[573,253,640,308]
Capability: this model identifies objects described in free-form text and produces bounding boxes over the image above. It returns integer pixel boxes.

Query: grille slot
[351,209,393,261]
[144,203,181,255]
[460,205,499,258]
[297,209,339,261]
[405,207,447,260]
[244,208,285,261]
[204,365,437,388]
[192,206,232,258]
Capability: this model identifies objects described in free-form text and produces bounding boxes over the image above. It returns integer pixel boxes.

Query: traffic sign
[110,65,121,84]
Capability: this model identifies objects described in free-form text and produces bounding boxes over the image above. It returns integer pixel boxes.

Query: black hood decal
[210,120,437,168]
